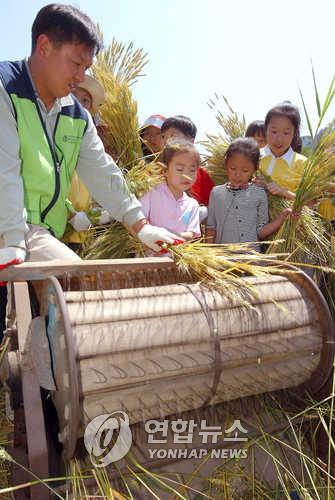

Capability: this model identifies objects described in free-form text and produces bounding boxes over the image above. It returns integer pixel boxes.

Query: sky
[1,0,335,140]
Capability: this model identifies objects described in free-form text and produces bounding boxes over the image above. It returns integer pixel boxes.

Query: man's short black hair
[161,115,197,140]
[31,3,102,55]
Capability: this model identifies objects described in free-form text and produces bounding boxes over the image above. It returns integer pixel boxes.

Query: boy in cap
[140,114,166,156]
[161,115,214,211]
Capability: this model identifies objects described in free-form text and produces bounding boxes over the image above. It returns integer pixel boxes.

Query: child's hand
[267,182,286,197]
[278,208,301,223]
[179,231,196,241]
[253,175,266,187]
[279,208,293,221]
[305,199,317,208]
[284,208,301,220]
[291,210,302,219]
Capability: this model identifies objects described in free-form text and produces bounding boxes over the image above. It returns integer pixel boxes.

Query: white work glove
[69,211,91,232]
[98,210,113,225]
[0,247,26,271]
[137,224,182,252]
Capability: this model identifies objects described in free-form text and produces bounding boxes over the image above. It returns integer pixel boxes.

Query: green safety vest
[0,59,89,238]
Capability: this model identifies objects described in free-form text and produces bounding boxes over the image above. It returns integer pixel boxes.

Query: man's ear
[34,34,53,58]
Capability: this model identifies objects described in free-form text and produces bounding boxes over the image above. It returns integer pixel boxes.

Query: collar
[262,145,294,166]
[162,182,188,202]
[226,182,251,192]
[24,59,74,112]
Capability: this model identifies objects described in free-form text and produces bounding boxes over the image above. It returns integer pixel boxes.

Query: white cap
[79,75,105,114]
[142,114,166,129]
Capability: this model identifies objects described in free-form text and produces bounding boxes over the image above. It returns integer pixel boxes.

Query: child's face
[73,87,93,114]
[266,116,295,157]
[226,153,256,188]
[253,132,266,149]
[142,126,164,153]
[166,151,198,198]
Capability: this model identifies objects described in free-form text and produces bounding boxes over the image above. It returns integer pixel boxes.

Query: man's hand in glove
[98,210,113,225]
[137,224,184,252]
[69,211,91,232]
[0,247,26,271]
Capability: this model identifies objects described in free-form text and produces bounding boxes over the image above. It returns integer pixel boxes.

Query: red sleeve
[189,167,214,205]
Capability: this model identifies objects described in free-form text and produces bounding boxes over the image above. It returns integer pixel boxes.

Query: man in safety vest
[0,3,178,274]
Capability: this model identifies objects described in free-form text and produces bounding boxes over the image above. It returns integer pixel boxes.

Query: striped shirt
[207,183,269,244]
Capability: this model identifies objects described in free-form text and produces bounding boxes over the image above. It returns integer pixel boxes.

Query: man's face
[41,38,94,100]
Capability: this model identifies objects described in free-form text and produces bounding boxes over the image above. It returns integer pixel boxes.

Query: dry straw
[82,34,162,259]
[90,35,148,170]
[267,69,335,264]
[167,240,295,307]
[202,95,246,185]
[256,171,331,263]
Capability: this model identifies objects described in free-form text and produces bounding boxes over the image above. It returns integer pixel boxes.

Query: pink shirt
[140,183,201,237]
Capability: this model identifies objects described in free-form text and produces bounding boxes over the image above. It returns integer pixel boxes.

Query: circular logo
[84,411,132,467]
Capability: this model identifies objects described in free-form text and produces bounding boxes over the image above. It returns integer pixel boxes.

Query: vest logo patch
[63,135,81,143]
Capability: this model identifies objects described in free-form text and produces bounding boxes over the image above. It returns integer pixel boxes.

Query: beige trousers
[1,224,82,262]
[1,225,81,330]
[24,224,82,262]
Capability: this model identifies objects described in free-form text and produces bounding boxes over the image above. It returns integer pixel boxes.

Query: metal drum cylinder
[42,271,334,459]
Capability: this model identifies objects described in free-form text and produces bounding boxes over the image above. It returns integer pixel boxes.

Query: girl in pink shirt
[140,140,201,242]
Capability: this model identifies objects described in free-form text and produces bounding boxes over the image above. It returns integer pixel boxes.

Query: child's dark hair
[245,120,265,138]
[225,138,260,170]
[160,139,200,168]
[161,115,197,140]
[265,103,302,152]
[32,4,102,55]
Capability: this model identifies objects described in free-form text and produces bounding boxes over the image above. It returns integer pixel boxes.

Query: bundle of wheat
[201,133,230,185]
[90,37,148,170]
[167,240,294,306]
[202,95,246,185]
[208,94,246,140]
[95,36,148,86]
[82,221,143,260]
[266,132,335,262]
[82,34,154,259]
[90,67,143,169]
[253,172,330,263]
